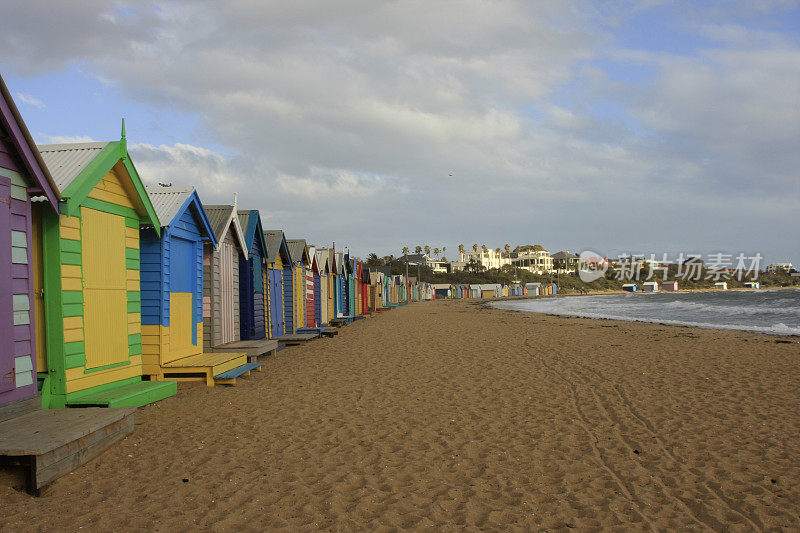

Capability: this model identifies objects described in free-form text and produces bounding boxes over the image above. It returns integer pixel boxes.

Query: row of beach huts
[0,77,438,493]
[432,282,557,299]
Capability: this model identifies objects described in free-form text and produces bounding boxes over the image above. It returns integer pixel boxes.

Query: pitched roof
[145,186,193,226]
[204,203,247,254]
[286,239,309,264]
[0,74,60,209]
[37,136,161,233]
[37,142,110,192]
[315,249,330,273]
[237,209,268,259]
[204,205,234,239]
[144,186,217,245]
[263,229,292,264]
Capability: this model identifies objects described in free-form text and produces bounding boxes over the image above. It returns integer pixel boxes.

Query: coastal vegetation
[362,253,800,292]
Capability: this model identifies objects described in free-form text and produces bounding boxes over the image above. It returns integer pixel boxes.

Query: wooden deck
[276,333,318,345]
[211,339,278,366]
[154,352,248,386]
[0,398,135,495]
[297,327,338,338]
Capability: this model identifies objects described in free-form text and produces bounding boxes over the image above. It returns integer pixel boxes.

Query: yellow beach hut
[35,131,177,407]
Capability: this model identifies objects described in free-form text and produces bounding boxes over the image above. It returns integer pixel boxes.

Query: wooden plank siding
[1,165,40,404]
[203,231,240,350]
[282,266,294,334]
[141,201,206,371]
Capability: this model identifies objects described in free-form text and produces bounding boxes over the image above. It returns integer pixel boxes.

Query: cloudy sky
[2,1,798,265]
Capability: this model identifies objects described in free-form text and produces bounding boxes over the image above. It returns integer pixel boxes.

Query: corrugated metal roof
[204,204,235,240]
[237,210,251,236]
[263,229,286,263]
[144,186,193,227]
[37,142,110,193]
[286,239,307,263]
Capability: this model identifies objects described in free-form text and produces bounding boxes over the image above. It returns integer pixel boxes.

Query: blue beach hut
[237,210,268,341]
[140,187,257,386]
[264,230,294,336]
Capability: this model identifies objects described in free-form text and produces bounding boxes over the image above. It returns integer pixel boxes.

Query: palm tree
[402,246,409,257]
[472,243,478,252]
[495,247,501,254]
[424,245,431,257]
[481,244,488,254]
[434,247,440,258]
[442,246,446,258]
[504,243,510,255]
[401,246,410,280]
[415,245,422,255]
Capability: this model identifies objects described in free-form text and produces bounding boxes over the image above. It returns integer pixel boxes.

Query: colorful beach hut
[201,203,249,354]
[36,132,177,407]
[236,210,268,341]
[286,239,311,328]
[139,188,255,385]
[327,249,337,319]
[0,79,59,408]
[314,249,330,326]
[264,230,294,335]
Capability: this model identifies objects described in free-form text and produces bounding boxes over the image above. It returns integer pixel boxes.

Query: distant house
[663,281,679,292]
[744,281,760,289]
[766,263,794,274]
[714,282,728,290]
[552,251,579,272]
[622,284,637,292]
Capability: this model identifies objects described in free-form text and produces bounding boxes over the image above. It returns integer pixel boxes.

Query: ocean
[493,289,800,335]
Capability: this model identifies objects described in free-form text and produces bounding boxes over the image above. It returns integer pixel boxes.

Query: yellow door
[81,207,128,369]
[168,292,195,361]
[31,204,47,372]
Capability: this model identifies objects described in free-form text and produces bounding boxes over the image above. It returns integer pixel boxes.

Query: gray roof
[145,186,193,227]
[204,204,235,240]
[263,230,289,263]
[237,210,251,234]
[286,239,307,263]
[552,251,578,260]
[37,142,111,192]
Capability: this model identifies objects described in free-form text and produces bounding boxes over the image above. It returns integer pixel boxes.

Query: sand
[2,298,799,531]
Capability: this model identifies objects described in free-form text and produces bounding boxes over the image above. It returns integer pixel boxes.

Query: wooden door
[31,203,46,371]
[219,242,235,344]
[269,269,283,337]
[0,178,13,392]
[168,236,197,361]
[81,207,128,369]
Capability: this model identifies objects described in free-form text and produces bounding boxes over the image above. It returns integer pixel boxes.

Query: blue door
[239,255,254,339]
[282,266,294,333]
[170,236,198,345]
[269,269,283,337]
[252,251,265,339]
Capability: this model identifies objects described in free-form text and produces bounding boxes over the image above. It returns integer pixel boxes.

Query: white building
[766,262,794,274]
[512,249,554,274]
[459,248,511,270]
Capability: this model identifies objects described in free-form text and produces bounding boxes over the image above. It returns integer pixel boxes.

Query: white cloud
[2,1,799,262]
[14,92,45,109]
[46,135,96,143]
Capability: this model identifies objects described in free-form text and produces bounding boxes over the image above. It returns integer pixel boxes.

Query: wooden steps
[0,398,135,495]
[156,352,248,387]
[66,380,177,408]
[213,362,263,385]
[276,333,318,345]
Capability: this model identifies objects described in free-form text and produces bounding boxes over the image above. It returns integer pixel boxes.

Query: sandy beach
[2,299,799,531]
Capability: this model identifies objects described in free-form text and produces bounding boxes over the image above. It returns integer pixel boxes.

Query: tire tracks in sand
[524,338,764,532]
